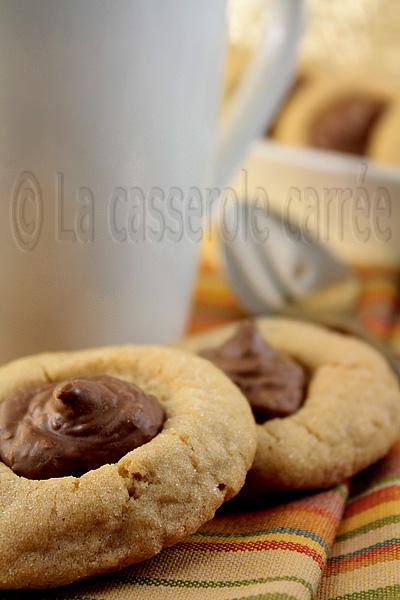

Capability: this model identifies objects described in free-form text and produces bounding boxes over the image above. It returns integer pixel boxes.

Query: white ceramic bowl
[230,140,400,266]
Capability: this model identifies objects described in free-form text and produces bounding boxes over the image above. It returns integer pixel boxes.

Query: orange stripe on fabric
[179,539,326,568]
[206,504,340,534]
[326,542,400,576]
[355,265,400,278]
[344,485,400,518]
[357,316,392,337]
[358,289,398,304]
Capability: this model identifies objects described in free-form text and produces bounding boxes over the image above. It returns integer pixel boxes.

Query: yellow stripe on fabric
[328,537,400,564]
[335,501,400,537]
[346,477,400,505]
[318,562,400,599]
[121,575,313,593]
[194,527,329,551]
[198,516,334,538]
[332,523,400,557]
[203,502,342,533]
[335,514,400,542]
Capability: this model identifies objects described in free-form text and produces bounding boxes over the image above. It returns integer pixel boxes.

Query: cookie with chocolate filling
[178,318,400,492]
[0,346,256,589]
[273,76,395,158]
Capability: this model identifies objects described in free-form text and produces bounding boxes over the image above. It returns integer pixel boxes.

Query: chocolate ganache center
[200,322,307,423]
[0,375,165,479]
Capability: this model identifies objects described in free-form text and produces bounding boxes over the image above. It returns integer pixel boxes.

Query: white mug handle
[211,0,304,188]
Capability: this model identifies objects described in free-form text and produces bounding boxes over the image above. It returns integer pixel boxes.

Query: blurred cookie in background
[273,76,399,163]
[225,0,400,167]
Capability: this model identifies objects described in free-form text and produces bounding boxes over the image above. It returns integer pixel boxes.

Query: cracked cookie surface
[0,346,256,589]
[178,318,400,493]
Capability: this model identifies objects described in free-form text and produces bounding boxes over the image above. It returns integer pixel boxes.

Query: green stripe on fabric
[330,537,400,562]
[125,575,313,593]
[335,483,349,501]
[336,514,400,541]
[347,475,400,504]
[328,583,400,600]
[193,527,329,552]
[231,594,299,600]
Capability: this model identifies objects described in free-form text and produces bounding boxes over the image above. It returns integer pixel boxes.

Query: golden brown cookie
[178,318,400,493]
[368,99,400,167]
[0,346,256,589]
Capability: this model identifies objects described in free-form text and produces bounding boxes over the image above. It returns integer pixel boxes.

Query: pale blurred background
[206,0,400,274]
[227,0,400,87]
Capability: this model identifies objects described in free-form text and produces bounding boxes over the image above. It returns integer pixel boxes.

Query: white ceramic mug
[0,0,302,362]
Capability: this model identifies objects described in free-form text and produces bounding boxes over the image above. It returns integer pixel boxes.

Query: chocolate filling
[310,96,386,155]
[0,375,165,480]
[200,322,306,423]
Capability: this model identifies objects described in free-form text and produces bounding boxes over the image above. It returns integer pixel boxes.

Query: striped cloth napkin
[6,262,400,600]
